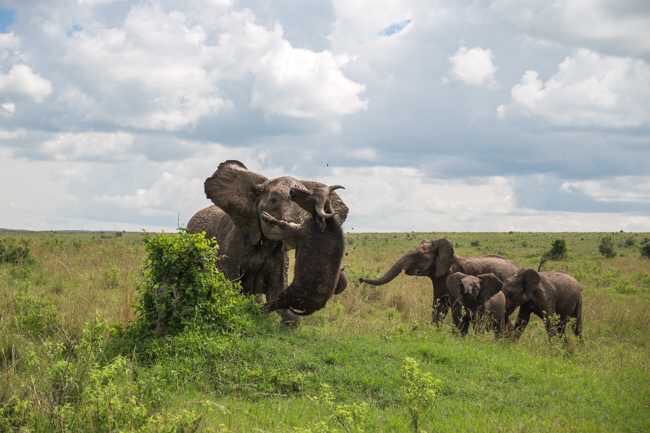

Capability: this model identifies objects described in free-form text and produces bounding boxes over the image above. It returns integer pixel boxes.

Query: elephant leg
[459,310,472,336]
[557,316,568,337]
[451,301,463,329]
[432,295,451,325]
[334,269,348,294]
[574,299,583,340]
[513,306,532,340]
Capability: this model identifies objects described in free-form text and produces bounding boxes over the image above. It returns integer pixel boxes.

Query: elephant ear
[477,273,503,304]
[204,160,267,245]
[300,180,349,224]
[521,268,547,307]
[288,186,315,213]
[445,272,466,301]
[433,238,455,279]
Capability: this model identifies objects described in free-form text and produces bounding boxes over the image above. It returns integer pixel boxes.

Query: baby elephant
[501,269,583,339]
[446,272,508,337]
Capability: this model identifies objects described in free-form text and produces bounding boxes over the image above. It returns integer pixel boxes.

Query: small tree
[400,357,441,433]
[599,237,616,258]
[547,239,567,260]
[135,231,261,336]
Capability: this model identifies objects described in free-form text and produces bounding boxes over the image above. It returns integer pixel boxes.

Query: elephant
[359,238,519,325]
[262,184,347,315]
[446,272,508,336]
[483,291,510,337]
[501,269,583,339]
[187,160,349,323]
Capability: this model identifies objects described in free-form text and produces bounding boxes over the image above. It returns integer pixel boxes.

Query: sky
[0,0,649,232]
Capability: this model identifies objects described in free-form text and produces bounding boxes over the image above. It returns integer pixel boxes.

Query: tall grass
[1,231,649,432]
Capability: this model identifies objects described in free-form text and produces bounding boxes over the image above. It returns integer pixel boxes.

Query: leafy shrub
[622,238,636,248]
[14,293,58,338]
[546,239,568,260]
[599,237,616,258]
[297,383,371,433]
[134,231,261,336]
[470,240,480,247]
[0,239,33,264]
[640,238,650,258]
[400,357,441,433]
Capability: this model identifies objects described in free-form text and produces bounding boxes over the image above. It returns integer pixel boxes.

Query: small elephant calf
[446,272,509,337]
[501,269,583,339]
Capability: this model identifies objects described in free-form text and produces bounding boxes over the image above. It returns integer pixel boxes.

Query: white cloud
[0,32,20,49]
[252,41,367,118]
[39,132,136,161]
[0,64,52,102]
[22,1,366,132]
[320,166,515,231]
[562,176,650,203]
[1,102,15,115]
[448,46,497,87]
[490,0,650,58]
[498,49,650,128]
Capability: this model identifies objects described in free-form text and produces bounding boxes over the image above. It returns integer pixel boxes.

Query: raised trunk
[360,256,409,285]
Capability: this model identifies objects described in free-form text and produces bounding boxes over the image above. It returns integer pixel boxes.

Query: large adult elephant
[187,160,349,323]
[359,238,518,324]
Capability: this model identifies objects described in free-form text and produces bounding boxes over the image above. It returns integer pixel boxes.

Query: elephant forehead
[263,176,304,195]
[461,275,480,285]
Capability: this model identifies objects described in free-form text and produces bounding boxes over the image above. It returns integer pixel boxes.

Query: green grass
[1,231,649,432]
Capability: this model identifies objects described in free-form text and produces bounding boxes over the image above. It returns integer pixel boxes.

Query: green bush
[134,231,262,336]
[0,239,33,264]
[622,237,636,248]
[546,239,568,260]
[599,237,617,258]
[640,238,650,258]
[14,293,58,338]
[400,357,441,433]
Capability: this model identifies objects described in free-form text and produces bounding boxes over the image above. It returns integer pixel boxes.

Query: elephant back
[187,205,236,248]
[457,255,518,282]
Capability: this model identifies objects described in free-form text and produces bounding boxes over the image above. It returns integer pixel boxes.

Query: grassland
[1,231,649,432]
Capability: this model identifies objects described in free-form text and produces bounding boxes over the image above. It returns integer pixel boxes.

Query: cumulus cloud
[1,1,650,231]
[38,132,135,161]
[448,46,497,87]
[320,166,514,231]
[0,64,52,102]
[14,1,365,133]
[252,41,367,118]
[498,49,650,128]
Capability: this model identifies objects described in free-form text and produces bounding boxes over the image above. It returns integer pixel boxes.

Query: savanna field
[1,230,649,432]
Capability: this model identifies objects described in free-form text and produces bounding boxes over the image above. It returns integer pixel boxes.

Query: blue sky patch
[0,8,15,32]
[380,19,411,37]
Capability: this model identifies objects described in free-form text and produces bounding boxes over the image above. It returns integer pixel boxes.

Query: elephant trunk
[360,255,410,286]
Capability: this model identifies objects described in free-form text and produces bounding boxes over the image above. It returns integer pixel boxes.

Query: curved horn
[315,185,346,219]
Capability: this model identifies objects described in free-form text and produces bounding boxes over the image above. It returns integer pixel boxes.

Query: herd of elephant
[188,160,583,340]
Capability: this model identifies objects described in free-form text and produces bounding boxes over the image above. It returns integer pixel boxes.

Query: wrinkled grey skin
[262,185,347,315]
[187,160,349,323]
[359,239,519,325]
[483,291,510,337]
[501,269,583,339]
[446,272,507,336]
